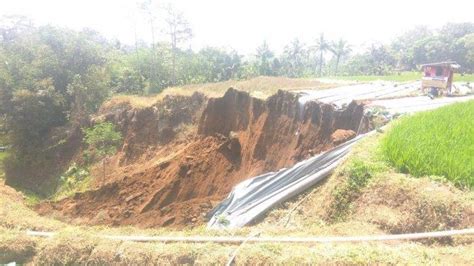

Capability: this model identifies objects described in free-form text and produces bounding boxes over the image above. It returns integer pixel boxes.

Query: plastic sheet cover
[208,133,368,228]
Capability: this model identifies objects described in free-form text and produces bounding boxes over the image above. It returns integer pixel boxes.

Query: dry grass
[106,76,336,108]
[1,132,473,264]
[163,76,335,98]
[0,180,64,231]
[3,230,473,265]
[260,131,473,241]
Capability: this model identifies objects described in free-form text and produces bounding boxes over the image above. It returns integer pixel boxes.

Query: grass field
[326,72,474,82]
[108,76,336,108]
[382,100,474,188]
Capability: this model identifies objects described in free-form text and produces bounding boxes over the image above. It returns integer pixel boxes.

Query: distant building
[421,61,460,95]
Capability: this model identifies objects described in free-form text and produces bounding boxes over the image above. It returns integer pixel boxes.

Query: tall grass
[382,100,474,189]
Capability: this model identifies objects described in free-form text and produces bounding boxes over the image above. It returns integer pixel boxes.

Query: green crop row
[382,100,474,189]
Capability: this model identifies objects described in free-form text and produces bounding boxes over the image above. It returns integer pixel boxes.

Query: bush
[83,122,122,162]
[329,160,374,221]
[382,101,474,189]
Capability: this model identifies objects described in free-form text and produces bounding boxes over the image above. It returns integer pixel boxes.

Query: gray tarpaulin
[208,81,473,229]
[208,133,368,228]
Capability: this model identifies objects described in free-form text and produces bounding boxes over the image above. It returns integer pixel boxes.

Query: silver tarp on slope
[208,133,368,228]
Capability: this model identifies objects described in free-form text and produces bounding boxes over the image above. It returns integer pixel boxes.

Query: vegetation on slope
[262,131,473,240]
[1,131,473,264]
[1,17,473,192]
[382,100,474,188]
[108,76,336,109]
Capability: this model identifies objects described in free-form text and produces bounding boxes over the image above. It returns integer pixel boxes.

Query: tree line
[110,22,474,95]
[0,9,473,191]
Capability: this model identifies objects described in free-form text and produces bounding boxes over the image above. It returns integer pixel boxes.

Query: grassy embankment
[327,71,474,82]
[1,130,473,264]
[382,100,474,189]
[1,79,473,264]
[108,76,337,108]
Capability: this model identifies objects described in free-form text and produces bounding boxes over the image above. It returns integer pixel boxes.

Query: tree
[194,47,241,82]
[391,26,433,69]
[255,41,275,76]
[314,33,329,76]
[457,33,474,71]
[83,122,122,180]
[139,0,160,91]
[0,21,112,190]
[367,44,397,75]
[281,39,307,78]
[329,39,351,75]
[163,4,193,85]
[0,15,33,42]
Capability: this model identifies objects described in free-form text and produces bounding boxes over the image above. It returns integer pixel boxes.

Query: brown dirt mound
[37,88,366,228]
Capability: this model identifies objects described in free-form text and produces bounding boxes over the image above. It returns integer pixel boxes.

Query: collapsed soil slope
[38,88,366,228]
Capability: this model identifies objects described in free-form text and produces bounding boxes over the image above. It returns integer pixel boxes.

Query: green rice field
[382,100,474,189]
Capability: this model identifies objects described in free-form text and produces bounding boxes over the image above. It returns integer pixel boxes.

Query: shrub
[329,160,374,221]
[83,122,122,162]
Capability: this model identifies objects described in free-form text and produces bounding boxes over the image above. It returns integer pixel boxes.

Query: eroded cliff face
[37,88,366,228]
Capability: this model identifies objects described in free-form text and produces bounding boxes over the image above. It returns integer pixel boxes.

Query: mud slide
[37,88,367,228]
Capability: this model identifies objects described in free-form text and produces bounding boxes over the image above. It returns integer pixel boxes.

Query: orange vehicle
[421,61,460,96]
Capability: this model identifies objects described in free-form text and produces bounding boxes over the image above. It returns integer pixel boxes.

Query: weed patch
[329,160,375,221]
[53,163,92,201]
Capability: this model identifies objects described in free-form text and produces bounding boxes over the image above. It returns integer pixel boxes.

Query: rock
[158,160,170,169]
[125,192,143,203]
[178,164,190,177]
[124,210,132,218]
[331,129,356,145]
[161,206,172,213]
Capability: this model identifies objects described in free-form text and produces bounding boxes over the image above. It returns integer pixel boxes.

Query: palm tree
[314,33,329,77]
[282,39,306,78]
[329,39,352,75]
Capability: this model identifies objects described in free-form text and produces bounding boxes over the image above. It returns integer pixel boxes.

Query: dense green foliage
[0,13,472,190]
[0,18,113,189]
[83,122,122,162]
[382,101,474,188]
[82,122,122,183]
[55,163,91,200]
[330,160,374,221]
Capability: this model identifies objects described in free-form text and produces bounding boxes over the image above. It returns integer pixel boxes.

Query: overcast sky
[1,0,473,54]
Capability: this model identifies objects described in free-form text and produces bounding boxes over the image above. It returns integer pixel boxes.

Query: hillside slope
[37,88,366,228]
[1,132,473,264]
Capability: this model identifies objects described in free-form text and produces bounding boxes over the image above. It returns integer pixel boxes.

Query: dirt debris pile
[38,88,367,228]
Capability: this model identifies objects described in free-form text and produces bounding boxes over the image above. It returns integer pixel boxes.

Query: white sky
[1,0,473,54]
